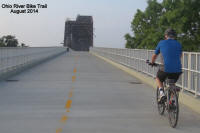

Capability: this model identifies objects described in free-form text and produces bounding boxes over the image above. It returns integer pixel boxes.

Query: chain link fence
[0,47,66,79]
[90,47,200,97]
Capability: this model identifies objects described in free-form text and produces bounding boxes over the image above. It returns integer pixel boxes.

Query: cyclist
[150,28,182,102]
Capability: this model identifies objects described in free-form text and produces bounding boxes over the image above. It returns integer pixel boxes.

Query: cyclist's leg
[156,70,167,89]
[156,70,168,101]
[168,72,182,92]
[168,73,181,83]
[156,78,163,89]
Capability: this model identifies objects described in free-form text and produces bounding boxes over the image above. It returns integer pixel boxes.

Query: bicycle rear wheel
[156,87,165,115]
[167,89,179,128]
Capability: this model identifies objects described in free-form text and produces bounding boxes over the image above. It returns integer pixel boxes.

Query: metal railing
[0,47,66,78]
[90,47,200,97]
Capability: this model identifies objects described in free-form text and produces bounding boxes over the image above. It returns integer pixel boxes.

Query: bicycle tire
[167,88,179,128]
[156,87,165,115]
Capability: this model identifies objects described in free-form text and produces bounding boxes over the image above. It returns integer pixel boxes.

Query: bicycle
[146,60,181,128]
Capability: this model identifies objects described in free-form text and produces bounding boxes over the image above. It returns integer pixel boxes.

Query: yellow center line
[72,76,76,82]
[55,66,77,132]
[60,115,68,123]
[56,128,62,133]
[73,68,77,73]
[65,99,72,109]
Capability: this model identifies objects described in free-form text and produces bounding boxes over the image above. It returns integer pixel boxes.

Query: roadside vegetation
[125,0,200,51]
[0,35,27,47]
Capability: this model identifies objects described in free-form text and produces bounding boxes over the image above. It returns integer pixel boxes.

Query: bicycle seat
[166,79,176,84]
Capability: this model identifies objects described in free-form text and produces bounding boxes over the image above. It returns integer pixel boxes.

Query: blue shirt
[155,39,182,73]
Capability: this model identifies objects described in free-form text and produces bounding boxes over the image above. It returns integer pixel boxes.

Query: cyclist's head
[164,28,176,39]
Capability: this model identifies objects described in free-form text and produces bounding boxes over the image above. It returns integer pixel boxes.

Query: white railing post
[182,53,185,93]
[188,53,191,93]
[195,54,198,97]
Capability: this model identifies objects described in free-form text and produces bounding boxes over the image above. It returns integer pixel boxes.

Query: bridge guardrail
[90,47,200,97]
[0,47,66,79]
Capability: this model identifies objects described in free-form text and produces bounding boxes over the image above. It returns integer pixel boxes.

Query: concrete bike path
[0,52,199,133]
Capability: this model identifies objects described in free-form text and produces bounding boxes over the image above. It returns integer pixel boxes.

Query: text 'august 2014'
[1,4,48,14]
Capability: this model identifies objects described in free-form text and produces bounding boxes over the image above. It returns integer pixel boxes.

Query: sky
[0,0,151,48]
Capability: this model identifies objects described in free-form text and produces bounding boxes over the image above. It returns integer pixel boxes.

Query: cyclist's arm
[180,44,183,59]
[151,54,157,64]
[180,44,183,63]
[152,42,160,63]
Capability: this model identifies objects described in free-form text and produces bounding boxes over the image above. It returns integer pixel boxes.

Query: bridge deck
[0,52,200,133]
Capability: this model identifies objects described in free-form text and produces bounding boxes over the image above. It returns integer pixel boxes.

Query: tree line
[125,0,200,52]
[0,35,27,47]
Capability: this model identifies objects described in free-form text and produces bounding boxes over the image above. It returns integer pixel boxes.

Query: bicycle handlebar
[146,60,159,67]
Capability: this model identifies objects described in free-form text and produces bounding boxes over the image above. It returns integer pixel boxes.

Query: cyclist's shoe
[158,89,167,103]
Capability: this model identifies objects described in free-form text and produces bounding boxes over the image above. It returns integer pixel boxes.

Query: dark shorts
[156,70,181,83]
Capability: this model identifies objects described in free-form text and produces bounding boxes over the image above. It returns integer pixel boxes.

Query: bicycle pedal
[161,95,167,101]
[158,96,167,104]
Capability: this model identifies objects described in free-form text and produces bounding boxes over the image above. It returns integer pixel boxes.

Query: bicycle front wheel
[167,88,179,128]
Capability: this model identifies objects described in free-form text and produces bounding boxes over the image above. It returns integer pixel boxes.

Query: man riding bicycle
[150,28,182,102]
